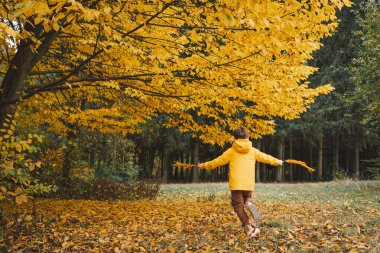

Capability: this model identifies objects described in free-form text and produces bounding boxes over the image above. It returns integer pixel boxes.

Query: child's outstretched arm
[198,149,232,170]
[253,148,283,166]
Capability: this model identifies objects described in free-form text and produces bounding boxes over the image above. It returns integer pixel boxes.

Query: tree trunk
[0,31,59,126]
[180,153,184,181]
[137,151,144,177]
[138,147,155,178]
[89,150,95,168]
[345,142,350,176]
[211,169,216,182]
[185,151,191,182]
[276,136,284,182]
[354,138,360,179]
[332,135,339,179]
[62,149,73,186]
[162,145,169,183]
[318,135,323,180]
[192,138,200,183]
[224,166,228,180]
[174,163,178,181]
[148,148,156,178]
[62,131,76,187]
[309,143,313,181]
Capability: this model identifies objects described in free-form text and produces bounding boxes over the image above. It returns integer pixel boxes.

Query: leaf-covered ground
[1,180,379,252]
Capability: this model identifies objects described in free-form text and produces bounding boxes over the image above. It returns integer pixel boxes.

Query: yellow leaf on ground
[15,195,28,204]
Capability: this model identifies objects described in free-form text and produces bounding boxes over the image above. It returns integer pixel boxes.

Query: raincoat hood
[232,139,252,154]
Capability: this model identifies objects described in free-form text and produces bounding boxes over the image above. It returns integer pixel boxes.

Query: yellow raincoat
[203,139,282,191]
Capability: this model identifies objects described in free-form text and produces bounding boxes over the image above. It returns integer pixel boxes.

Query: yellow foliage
[285,159,315,173]
[71,167,95,181]
[1,0,350,144]
[0,118,55,204]
[172,161,193,170]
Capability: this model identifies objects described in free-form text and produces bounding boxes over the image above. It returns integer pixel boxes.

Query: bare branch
[29,70,74,76]
[215,50,262,67]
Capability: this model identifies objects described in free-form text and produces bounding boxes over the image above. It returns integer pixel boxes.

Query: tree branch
[12,1,174,105]
[215,50,262,67]
[148,22,258,31]
[29,70,74,76]
[30,82,192,99]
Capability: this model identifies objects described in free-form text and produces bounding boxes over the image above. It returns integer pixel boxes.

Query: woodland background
[0,0,379,251]
[0,0,379,200]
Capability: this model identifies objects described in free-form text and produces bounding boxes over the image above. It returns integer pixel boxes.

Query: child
[198,127,283,238]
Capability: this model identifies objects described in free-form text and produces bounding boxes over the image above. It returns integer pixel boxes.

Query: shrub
[335,168,350,180]
[94,163,140,182]
[0,118,57,205]
[363,158,380,180]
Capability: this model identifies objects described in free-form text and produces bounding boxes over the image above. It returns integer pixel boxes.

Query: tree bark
[0,31,59,126]
[345,142,351,175]
[185,151,191,182]
[354,138,360,179]
[309,143,313,181]
[332,135,339,179]
[162,145,169,183]
[173,152,178,180]
[148,147,156,178]
[211,168,216,182]
[138,147,155,178]
[62,131,76,187]
[89,150,95,168]
[318,135,323,180]
[180,153,184,181]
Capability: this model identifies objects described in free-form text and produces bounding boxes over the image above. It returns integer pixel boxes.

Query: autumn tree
[351,1,380,129]
[351,1,380,178]
[267,0,379,181]
[0,0,352,147]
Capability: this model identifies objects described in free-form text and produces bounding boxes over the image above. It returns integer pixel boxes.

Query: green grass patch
[160,180,380,207]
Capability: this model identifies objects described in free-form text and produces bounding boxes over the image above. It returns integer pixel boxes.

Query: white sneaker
[246,225,260,238]
[250,228,260,238]
[245,225,254,236]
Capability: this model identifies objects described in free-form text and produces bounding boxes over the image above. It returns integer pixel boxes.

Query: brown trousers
[231,190,252,226]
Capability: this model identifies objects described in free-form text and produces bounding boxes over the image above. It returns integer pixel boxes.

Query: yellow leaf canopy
[0,0,351,144]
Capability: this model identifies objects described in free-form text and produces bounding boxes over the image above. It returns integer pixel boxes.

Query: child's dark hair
[233,127,248,139]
